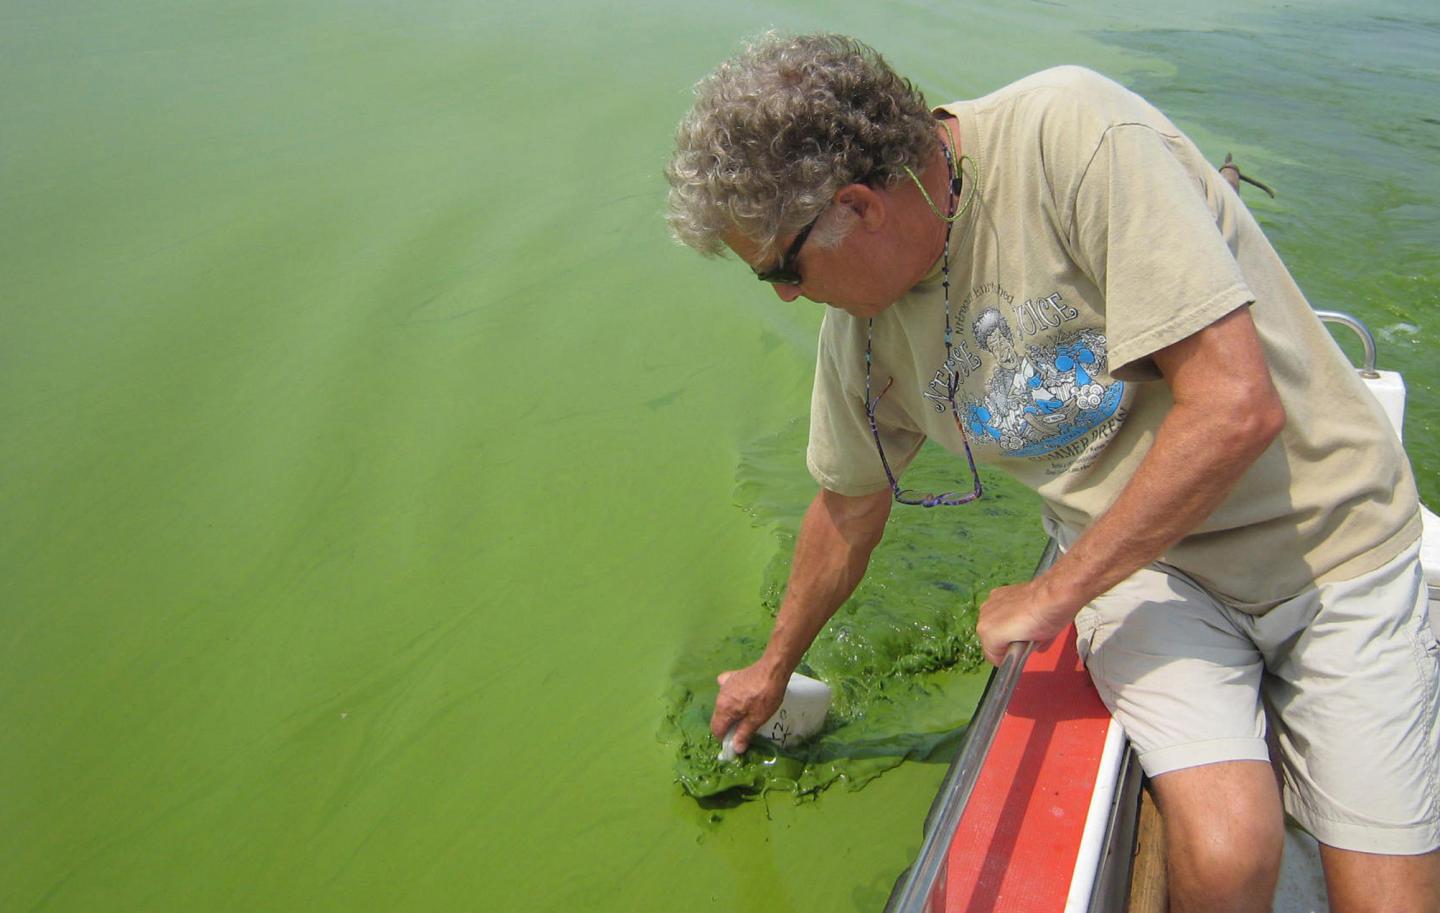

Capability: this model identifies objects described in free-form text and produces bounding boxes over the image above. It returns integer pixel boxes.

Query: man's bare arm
[710,486,893,752]
[975,305,1286,664]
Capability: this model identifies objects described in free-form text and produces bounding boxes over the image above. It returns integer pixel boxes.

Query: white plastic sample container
[718,672,832,762]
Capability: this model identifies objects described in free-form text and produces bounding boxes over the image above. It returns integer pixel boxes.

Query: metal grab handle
[1314,309,1379,378]
[884,538,1059,913]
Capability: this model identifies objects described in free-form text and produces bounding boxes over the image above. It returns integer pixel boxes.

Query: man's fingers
[730,720,755,754]
[710,700,738,741]
[710,670,737,739]
[711,664,785,757]
[978,627,1009,667]
[710,706,759,754]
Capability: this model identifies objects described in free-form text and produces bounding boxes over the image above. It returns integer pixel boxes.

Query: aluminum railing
[884,538,1059,913]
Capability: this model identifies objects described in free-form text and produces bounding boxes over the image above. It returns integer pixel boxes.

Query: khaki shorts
[1069,535,1440,855]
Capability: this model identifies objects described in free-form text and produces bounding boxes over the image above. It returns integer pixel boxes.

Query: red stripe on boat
[937,627,1114,913]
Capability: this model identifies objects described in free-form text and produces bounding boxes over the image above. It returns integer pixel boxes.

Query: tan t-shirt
[807,66,1420,610]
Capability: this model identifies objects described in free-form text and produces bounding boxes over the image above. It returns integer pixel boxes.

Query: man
[665,33,1438,913]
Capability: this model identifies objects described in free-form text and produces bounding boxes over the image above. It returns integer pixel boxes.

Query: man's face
[724,203,909,319]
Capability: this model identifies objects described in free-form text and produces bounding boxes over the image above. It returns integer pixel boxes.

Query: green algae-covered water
[4,1,1437,911]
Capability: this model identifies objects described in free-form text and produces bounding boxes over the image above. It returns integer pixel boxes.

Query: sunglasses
[752,212,821,286]
[865,375,984,507]
[864,316,984,508]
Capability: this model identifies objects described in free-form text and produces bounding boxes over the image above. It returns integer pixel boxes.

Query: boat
[885,310,1440,913]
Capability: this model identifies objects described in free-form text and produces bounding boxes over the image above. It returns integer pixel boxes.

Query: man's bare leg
[1321,846,1440,913]
[1151,760,1284,913]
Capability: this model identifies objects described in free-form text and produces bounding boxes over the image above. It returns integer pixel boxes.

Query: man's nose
[773,283,803,302]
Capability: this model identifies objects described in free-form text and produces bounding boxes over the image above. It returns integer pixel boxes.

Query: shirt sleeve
[806,317,925,496]
[1067,123,1255,382]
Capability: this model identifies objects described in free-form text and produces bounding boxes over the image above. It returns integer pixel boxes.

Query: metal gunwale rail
[885,539,1059,913]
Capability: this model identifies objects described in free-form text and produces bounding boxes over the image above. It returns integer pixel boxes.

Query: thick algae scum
[4,1,1438,912]
[663,427,1043,799]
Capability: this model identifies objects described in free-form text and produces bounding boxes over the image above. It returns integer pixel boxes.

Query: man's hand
[710,661,788,755]
[976,577,1081,667]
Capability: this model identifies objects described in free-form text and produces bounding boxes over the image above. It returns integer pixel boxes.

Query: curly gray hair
[665,33,938,257]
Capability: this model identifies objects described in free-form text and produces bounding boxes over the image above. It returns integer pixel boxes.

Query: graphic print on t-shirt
[948,300,1124,462]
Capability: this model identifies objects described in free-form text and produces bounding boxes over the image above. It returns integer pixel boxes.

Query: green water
[3,1,1436,911]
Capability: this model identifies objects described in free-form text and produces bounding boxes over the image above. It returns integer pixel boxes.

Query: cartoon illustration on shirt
[961,308,1124,458]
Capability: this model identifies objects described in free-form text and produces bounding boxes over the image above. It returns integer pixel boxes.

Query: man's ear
[834,183,886,231]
